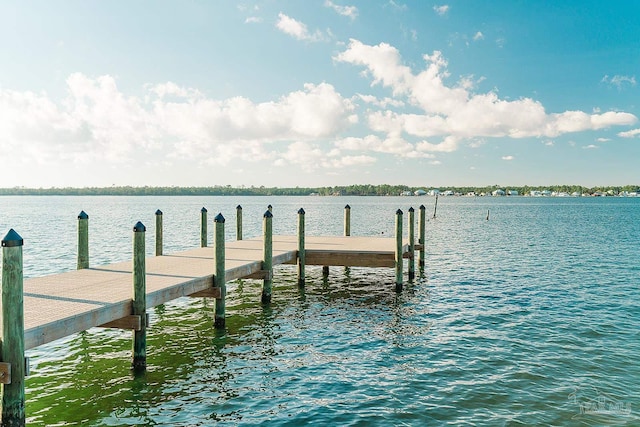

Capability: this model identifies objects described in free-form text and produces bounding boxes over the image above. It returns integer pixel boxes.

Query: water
[1,196,638,426]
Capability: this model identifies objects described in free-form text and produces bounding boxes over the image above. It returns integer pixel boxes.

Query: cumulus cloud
[334,39,638,153]
[0,74,355,168]
[277,141,375,170]
[618,128,640,138]
[434,4,449,15]
[325,0,358,19]
[276,13,325,42]
[245,16,262,24]
[502,155,514,160]
[473,31,484,41]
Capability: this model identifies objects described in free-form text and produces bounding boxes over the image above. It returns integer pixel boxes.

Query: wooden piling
[132,222,147,371]
[214,213,226,329]
[344,204,351,237]
[262,210,273,304]
[395,209,403,291]
[418,205,426,270]
[155,210,163,256]
[236,205,243,241]
[1,229,26,426]
[432,194,438,219]
[77,211,89,269]
[408,207,415,281]
[297,208,305,287]
[200,207,207,247]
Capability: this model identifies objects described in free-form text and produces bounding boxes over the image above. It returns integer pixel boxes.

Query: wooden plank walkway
[22,235,409,351]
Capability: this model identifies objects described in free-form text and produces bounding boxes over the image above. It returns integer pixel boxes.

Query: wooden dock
[0,205,427,426]
[21,235,409,351]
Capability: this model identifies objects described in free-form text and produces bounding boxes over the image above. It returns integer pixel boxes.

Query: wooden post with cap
[297,208,305,287]
[214,213,226,329]
[418,205,426,271]
[1,229,26,426]
[155,210,163,256]
[395,209,403,291]
[344,204,351,236]
[408,207,415,281]
[236,205,243,241]
[200,207,208,247]
[262,210,273,303]
[132,222,147,371]
[77,211,89,269]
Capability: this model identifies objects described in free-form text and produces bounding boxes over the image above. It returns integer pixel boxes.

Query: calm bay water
[0,195,638,426]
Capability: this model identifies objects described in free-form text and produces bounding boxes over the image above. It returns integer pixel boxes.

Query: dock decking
[22,235,409,351]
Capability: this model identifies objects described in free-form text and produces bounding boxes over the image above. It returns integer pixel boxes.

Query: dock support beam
[297,208,305,287]
[214,214,226,329]
[132,222,147,371]
[262,210,273,304]
[408,207,415,281]
[200,207,207,247]
[418,205,426,271]
[236,205,242,241]
[395,209,403,291]
[77,211,89,269]
[344,204,351,236]
[1,229,26,426]
[155,210,163,256]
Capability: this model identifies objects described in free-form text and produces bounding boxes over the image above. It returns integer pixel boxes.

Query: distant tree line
[1,184,639,197]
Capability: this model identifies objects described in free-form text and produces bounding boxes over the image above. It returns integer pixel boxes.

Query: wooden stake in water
[432,194,438,219]
[77,211,89,269]
[214,213,226,329]
[418,205,426,271]
[486,209,490,221]
[200,207,208,248]
[344,204,351,237]
[1,229,26,426]
[408,207,415,281]
[155,210,163,256]
[132,222,147,371]
[262,210,273,304]
[297,208,306,287]
[395,209,403,291]
[236,205,243,241]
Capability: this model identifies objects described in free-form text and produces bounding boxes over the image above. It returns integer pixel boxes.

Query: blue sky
[1,0,639,188]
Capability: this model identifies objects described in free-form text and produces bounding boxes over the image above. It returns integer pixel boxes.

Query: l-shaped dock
[0,205,428,426]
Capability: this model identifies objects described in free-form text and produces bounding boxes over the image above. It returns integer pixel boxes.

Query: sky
[1,0,639,188]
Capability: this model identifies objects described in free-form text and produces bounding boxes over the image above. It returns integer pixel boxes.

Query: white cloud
[356,94,405,108]
[473,31,484,41]
[502,155,514,160]
[334,39,638,152]
[582,144,598,149]
[618,128,640,138]
[277,141,375,169]
[276,13,325,42]
[433,5,449,15]
[245,16,262,24]
[0,74,356,168]
[324,0,358,20]
[601,74,636,89]
[596,137,610,142]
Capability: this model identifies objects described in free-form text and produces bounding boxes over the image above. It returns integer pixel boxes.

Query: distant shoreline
[1,185,639,197]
